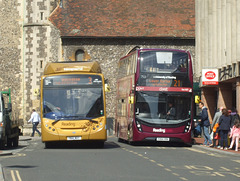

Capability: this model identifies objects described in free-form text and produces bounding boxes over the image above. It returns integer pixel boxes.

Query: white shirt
[28,111,41,123]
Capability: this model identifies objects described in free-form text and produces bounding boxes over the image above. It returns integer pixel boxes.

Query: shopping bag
[213,123,219,133]
[214,133,220,139]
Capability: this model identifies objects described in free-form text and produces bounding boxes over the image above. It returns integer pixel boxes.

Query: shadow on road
[44,140,121,149]
[5,165,38,169]
[119,139,191,147]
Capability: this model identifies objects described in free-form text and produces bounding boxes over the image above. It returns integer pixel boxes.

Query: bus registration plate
[156,137,169,141]
[67,136,82,141]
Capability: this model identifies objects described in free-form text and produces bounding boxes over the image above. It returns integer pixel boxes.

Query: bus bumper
[133,131,192,144]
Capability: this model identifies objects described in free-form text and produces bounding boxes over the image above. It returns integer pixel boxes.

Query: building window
[75,49,84,61]
[233,63,236,77]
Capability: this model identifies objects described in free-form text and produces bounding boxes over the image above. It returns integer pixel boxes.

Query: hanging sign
[202,69,218,85]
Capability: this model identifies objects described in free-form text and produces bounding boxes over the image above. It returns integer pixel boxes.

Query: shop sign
[202,69,218,85]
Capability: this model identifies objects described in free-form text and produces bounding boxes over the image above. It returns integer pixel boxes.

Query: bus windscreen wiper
[77,117,98,123]
[64,116,98,123]
[52,116,98,125]
[52,119,61,125]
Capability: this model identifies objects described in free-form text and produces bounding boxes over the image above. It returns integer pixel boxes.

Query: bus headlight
[136,120,142,132]
[184,120,191,133]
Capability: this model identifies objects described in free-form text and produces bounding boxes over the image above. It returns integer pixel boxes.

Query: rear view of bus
[41,61,107,148]
[116,48,193,145]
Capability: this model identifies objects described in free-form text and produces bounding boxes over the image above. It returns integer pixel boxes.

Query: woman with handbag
[211,107,223,147]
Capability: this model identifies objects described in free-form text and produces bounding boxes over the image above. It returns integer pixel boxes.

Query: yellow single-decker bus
[41,61,107,148]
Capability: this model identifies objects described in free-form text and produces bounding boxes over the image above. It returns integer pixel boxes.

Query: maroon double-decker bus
[115,48,193,145]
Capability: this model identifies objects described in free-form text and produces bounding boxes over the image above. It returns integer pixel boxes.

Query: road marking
[186,148,222,157]
[233,160,240,163]
[185,148,206,154]
[11,170,16,181]
[156,147,176,150]
[214,172,225,177]
[164,168,172,172]
[121,147,189,180]
[11,170,22,181]
[172,173,180,176]
[157,163,164,167]
[230,173,240,178]
[150,159,156,163]
[16,170,22,181]
[179,177,188,181]
[220,167,230,171]
[185,165,214,171]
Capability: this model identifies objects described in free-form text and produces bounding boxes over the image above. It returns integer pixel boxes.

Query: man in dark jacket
[199,102,213,146]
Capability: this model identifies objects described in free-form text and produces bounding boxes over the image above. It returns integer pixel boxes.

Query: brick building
[0,0,195,133]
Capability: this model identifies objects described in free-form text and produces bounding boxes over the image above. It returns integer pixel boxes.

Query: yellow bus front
[40,73,107,145]
[41,116,107,141]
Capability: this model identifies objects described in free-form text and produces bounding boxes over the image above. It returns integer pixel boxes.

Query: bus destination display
[146,78,182,87]
[44,75,102,87]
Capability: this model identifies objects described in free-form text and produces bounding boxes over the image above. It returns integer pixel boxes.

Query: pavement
[194,136,240,154]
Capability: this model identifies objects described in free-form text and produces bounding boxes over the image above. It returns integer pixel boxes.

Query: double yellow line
[10,170,22,181]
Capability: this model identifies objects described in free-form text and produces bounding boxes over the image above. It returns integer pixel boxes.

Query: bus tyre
[13,137,19,147]
[7,137,12,147]
[96,141,104,148]
[0,141,4,149]
[45,142,52,149]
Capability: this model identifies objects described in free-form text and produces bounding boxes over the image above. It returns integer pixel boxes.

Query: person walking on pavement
[218,108,231,150]
[28,109,41,137]
[211,107,223,147]
[229,119,240,151]
[199,102,212,146]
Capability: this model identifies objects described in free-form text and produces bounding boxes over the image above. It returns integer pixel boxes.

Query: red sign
[202,69,218,85]
[205,71,216,80]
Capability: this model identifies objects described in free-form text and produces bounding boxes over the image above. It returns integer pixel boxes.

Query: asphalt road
[0,137,240,181]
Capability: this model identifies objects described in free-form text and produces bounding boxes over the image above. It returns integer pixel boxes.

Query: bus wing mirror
[128,95,134,104]
[105,84,111,92]
[195,95,201,104]
[136,108,139,115]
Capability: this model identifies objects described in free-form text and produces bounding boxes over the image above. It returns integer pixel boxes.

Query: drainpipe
[22,0,26,121]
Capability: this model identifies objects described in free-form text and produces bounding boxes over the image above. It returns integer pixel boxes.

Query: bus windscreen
[140,51,188,73]
[43,75,104,120]
[135,91,191,125]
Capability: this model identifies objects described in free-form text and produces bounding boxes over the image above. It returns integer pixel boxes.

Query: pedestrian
[28,109,41,137]
[230,108,240,128]
[198,102,212,146]
[218,108,231,150]
[229,119,240,151]
[211,107,223,147]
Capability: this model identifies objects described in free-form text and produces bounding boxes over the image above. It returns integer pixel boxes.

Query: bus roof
[43,61,102,75]
[119,48,190,62]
